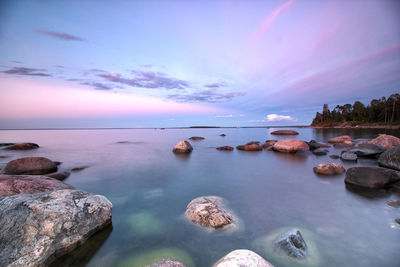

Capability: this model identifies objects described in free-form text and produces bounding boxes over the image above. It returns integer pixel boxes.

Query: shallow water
[0,128,399,267]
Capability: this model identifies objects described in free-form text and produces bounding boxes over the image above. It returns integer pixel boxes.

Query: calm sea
[0,128,399,267]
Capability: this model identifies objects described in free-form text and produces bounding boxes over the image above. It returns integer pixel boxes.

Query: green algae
[118,248,194,267]
[126,212,163,236]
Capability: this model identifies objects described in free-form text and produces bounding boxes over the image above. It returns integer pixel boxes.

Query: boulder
[344,167,400,189]
[333,143,354,148]
[272,139,309,153]
[307,140,331,150]
[173,141,193,153]
[340,152,357,161]
[387,200,400,207]
[5,143,39,150]
[2,157,58,175]
[329,155,340,159]
[378,146,400,171]
[246,141,260,145]
[273,229,308,259]
[263,140,277,149]
[313,163,345,176]
[148,259,188,267]
[396,219,400,225]
[216,146,234,151]
[328,135,353,145]
[46,171,71,181]
[312,149,329,156]
[365,134,400,149]
[271,130,299,135]
[185,196,233,228]
[71,166,89,172]
[220,134,226,137]
[0,189,112,266]
[346,143,385,158]
[236,144,263,151]
[188,136,205,140]
[213,249,274,267]
[0,174,74,197]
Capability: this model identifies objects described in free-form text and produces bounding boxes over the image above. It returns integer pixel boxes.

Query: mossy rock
[254,226,321,267]
[118,248,194,267]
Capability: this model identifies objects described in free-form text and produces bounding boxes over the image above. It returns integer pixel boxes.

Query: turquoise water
[0,128,399,266]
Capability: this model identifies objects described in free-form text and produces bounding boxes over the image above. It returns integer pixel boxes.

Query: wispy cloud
[266,114,295,122]
[36,29,87,42]
[81,82,113,90]
[168,89,246,103]
[204,82,226,88]
[99,70,189,90]
[215,114,233,118]
[2,67,51,77]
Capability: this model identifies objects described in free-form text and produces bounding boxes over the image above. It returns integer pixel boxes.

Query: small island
[311,94,399,128]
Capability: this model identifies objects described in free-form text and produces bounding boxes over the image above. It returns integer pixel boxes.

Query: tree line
[311,93,400,126]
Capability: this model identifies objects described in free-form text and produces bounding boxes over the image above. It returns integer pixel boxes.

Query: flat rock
[0,174,74,197]
[344,167,400,189]
[378,146,400,171]
[237,144,263,151]
[220,134,226,137]
[188,136,205,140]
[246,141,260,145]
[0,189,112,266]
[173,141,193,153]
[341,152,358,161]
[347,143,385,158]
[387,200,400,207]
[365,134,400,149]
[71,166,89,172]
[5,143,39,150]
[328,135,353,144]
[2,157,58,175]
[213,249,274,267]
[216,146,234,151]
[312,149,329,156]
[273,229,308,259]
[147,259,188,267]
[185,196,233,228]
[263,140,277,149]
[329,155,340,159]
[271,130,299,135]
[272,139,309,153]
[46,171,71,181]
[0,143,16,147]
[313,163,345,175]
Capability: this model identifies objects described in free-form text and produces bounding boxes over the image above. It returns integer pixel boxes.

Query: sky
[0,0,399,129]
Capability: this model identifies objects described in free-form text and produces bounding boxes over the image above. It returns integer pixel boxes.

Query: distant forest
[311,93,400,126]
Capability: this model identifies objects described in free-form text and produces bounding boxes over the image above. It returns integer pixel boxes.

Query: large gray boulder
[344,167,400,189]
[346,143,385,158]
[0,174,74,197]
[0,189,112,266]
[273,229,308,259]
[378,146,400,171]
[214,249,274,267]
[2,157,58,175]
[185,196,234,228]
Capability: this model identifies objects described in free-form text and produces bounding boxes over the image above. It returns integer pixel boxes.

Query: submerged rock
[236,144,263,151]
[329,154,340,159]
[387,200,400,207]
[71,166,89,172]
[378,146,400,171]
[147,259,188,267]
[328,135,353,145]
[364,134,400,149]
[172,141,193,153]
[344,167,400,189]
[220,134,226,137]
[307,140,331,150]
[312,148,329,156]
[341,151,358,161]
[188,136,205,140]
[273,229,308,259]
[272,139,309,153]
[346,143,385,158]
[2,157,58,175]
[0,189,112,266]
[0,143,16,147]
[214,249,274,267]
[185,196,233,228]
[271,130,299,135]
[263,140,277,149]
[216,146,234,151]
[5,143,39,150]
[313,163,345,176]
[0,174,74,197]
[46,171,71,181]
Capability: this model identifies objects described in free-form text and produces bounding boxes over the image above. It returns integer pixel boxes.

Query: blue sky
[0,0,399,128]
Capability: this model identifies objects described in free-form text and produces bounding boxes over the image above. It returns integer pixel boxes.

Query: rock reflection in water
[49,224,113,267]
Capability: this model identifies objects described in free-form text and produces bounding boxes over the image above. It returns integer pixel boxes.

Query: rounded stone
[271,130,299,135]
[173,141,193,153]
[313,163,345,175]
[5,143,39,150]
[214,249,274,267]
[272,139,309,153]
[2,157,58,175]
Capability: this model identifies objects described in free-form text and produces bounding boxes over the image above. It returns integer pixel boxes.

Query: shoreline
[309,125,400,129]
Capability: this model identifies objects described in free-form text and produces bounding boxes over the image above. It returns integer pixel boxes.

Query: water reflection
[49,224,113,267]
[174,152,191,161]
[272,151,309,164]
[345,184,392,199]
